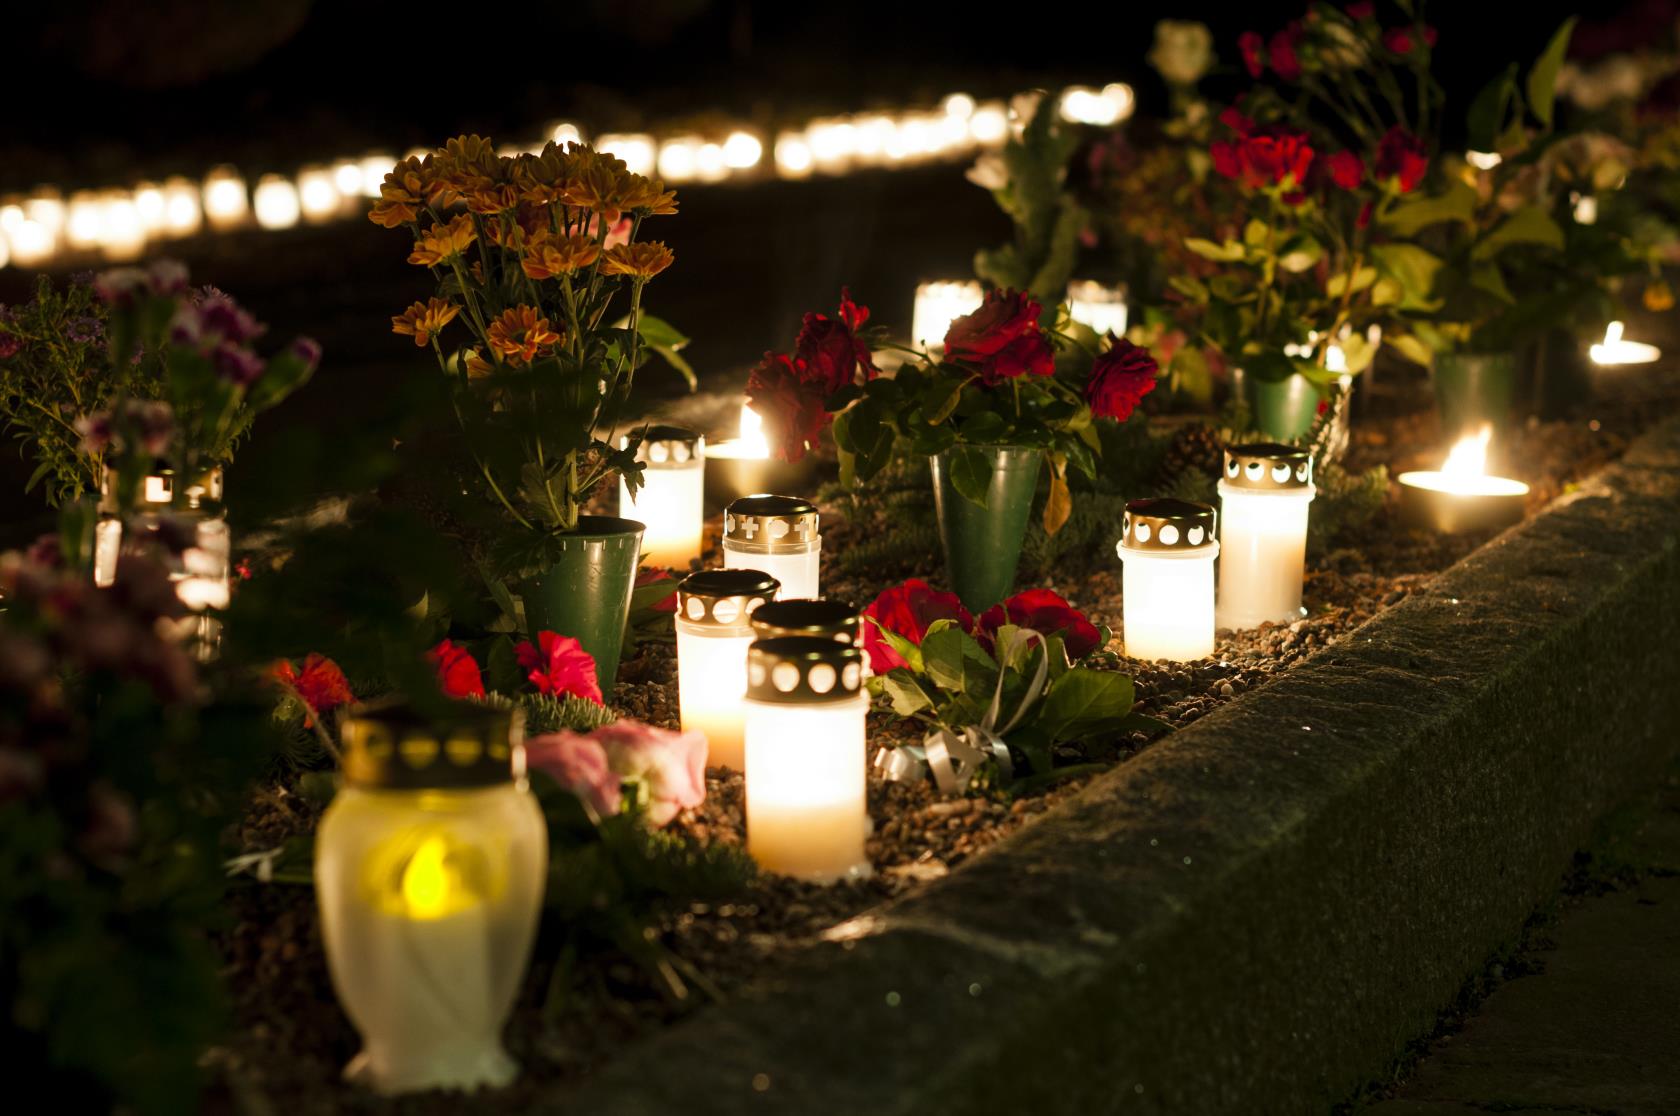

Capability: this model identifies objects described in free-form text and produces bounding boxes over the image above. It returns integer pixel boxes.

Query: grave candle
[1216,443,1315,630]
[722,494,821,599]
[618,425,705,570]
[675,568,779,770]
[1117,498,1219,662]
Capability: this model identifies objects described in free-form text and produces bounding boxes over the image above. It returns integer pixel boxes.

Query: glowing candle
[316,701,545,1095]
[675,568,779,770]
[253,175,301,230]
[160,177,202,237]
[707,402,810,504]
[911,279,983,352]
[100,194,145,260]
[1398,424,1529,534]
[297,165,343,222]
[618,425,705,570]
[1117,498,1219,662]
[656,135,702,182]
[722,130,763,170]
[6,218,52,266]
[597,134,656,177]
[723,495,820,600]
[65,191,105,250]
[1216,444,1315,631]
[357,154,398,197]
[202,166,249,229]
[1067,279,1129,337]
[968,102,1010,144]
[774,132,815,179]
[744,637,870,882]
[1589,320,1661,366]
[549,122,583,146]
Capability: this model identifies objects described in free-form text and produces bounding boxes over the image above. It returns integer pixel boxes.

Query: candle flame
[1590,319,1661,365]
[1605,320,1624,346]
[738,402,770,458]
[1441,424,1492,482]
[401,836,454,918]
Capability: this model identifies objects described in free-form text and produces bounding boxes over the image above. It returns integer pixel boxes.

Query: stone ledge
[560,413,1680,1115]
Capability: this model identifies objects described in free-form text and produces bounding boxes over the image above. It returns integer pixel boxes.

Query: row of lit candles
[0,85,1135,270]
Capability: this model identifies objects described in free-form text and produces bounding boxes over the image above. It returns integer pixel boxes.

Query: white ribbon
[876,628,1052,795]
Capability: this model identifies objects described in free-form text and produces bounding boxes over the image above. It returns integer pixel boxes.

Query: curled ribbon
[875,628,1051,795]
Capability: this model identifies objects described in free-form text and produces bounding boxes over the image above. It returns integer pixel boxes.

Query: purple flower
[0,334,19,360]
[76,399,174,457]
[211,343,265,387]
[75,412,114,456]
[526,731,623,819]
[66,316,103,344]
[289,336,322,372]
[196,294,263,345]
[127,400,174,456]
[145,259,189,297]
[94,267,148,308]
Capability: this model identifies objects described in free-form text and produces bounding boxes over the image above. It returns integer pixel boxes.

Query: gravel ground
[209,365,1680,1113]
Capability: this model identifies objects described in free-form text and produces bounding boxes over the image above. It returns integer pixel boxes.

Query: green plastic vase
[1244,372,1322,442]
[1434,351,1518,440]
[518,515,645,688]
[929,446,1043,614]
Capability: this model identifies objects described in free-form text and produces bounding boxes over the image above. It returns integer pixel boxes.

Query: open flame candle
[1217,444,1315,631]
[723,494,821,599]
[743,637,871,882]
[706,402,812,504]
[315,701,545,1095]
[675,568,779,770]
[618,425,705,571]
[1589,320,1661,366]
[910,280,983,352]
[1398,424,1529,534]
[1117,498,1219,662]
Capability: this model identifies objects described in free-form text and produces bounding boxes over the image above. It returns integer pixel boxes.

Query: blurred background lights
[252,174,300,230]
[722,130,762,169]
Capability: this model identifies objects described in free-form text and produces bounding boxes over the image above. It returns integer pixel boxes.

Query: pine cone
[1154,422,1225,488]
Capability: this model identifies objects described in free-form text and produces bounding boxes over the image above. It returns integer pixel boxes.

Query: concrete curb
[562,413,1680,1116]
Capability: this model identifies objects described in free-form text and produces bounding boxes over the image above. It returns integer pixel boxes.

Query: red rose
[1218,106,1254,135]
[1210,140,1242,179]
[1383,27,1413,53]
[1346,2,1374,18]
[1219,127,1315,191]
[944,288,1043,360]
[795,287,877,394]
[1375,126,1428,193]
[982,331,1056,385]
[516,631,604,703]
[1084,338,1158,421]
[976,589,1103,661]
[1269,23,1304,81]
[1238,31,1265,77]
[1327,150,1364,191]
[272,653,353,723]
[427,638,485,698]
[745,350,830,463]
[860,578,974,674]
[635,566,678,613]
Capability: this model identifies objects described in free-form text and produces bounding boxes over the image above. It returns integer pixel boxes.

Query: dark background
[0,0,1626,538]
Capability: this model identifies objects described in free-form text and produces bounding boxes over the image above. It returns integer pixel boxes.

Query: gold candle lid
[1222,442,1313,490]
[341,698,523,790]
[676,568,779,628]
[745,636,864,704]
[724,494,819,553]
[623,423,704,468]
[1119,497,1218,552]
[749,599,860,644]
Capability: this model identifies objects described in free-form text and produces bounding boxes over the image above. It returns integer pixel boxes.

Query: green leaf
[948,444,993,508]
[1472,205,1564,261]
[1469,262,1515,303]
[921,377,966,426]
[1325,266,1377,298]
[1526,18,1577,129]
[1036,667,1134,740]
[1467,64,1518,152]
[1242,219,1269,248]
[1379,181,1477,237]
[1371,242,1445,309]
[867,618,923,674]
[1387,332,1435,367]
[878,672,932,717]
[1184,237,1247,262]
[632,313,697,391]
[920,618,998,696]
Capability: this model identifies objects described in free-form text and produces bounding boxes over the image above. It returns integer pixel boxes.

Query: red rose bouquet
[860,579,1159,792]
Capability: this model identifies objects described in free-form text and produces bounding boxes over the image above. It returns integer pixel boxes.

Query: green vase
[929,446,1043,614]
[518,515,645,688]
[1243,372,1322,442]
[1434,351,1518,439]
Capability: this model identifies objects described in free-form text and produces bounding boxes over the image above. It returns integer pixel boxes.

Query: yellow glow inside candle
[743,638,870,882]
[1118,498,1219,662]
[253,175,301,230]
[1216,445,1315,631]
[160,178,202,237]
[618,428,705,570]
[100,195,145,260]
[676,570,777,770]
[297,166,342,221]
[1589,320,1661,366]
[202,167,249,229]
[774,132,815,178]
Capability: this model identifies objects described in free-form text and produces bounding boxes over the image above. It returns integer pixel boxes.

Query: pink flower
[597,720,708,825]
[526,731,622,818]
[515,631,604,703]
[427,639,485,698]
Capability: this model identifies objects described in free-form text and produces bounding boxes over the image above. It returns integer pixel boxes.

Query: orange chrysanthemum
[368,197,419,227]
[464,349,495,378]
[522,232,601,280]
[625,177,679,216]
[563,155,638,223]
[487,305,562,366]
[407,214,478,266]
[514,143,579,205]
[600,241,675,279]
[391,298,461,346]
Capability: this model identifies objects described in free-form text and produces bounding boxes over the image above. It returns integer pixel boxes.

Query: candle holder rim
[340,697,524,790]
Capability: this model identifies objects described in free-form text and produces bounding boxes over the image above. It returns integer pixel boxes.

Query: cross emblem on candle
[739,516,759,540]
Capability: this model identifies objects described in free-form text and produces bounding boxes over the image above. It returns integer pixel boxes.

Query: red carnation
[860,578,975,674]
[944,289,1055,386]
[1084,338,1157,422]
[516,631,604,703]
[1375,126,1428,193]
[272,653,353,723]
[427,638,485,698]
[1327,150,1364,191]
[635,566,679,613]
[1269,23,1304,82]
[1238,31,1265,77]
[976,589,1103,661]
[795,287,877,394]
[745,350,830,463]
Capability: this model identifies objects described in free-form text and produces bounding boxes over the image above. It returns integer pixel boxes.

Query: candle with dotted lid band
[1217,443,1316,631]
[1117,498,1219,662]
[747,598,861,644]
[674,568,780,770]
[722,494,821,599]
[742,637,871,883]
[618,424,705,570]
